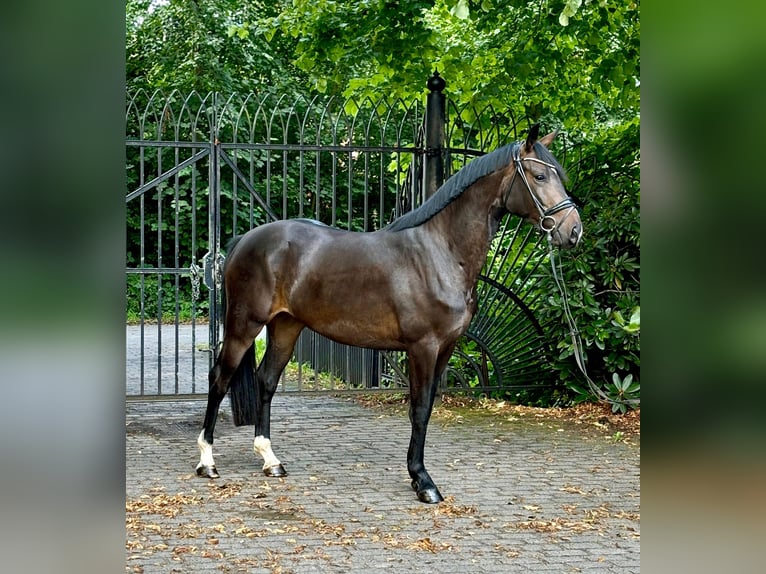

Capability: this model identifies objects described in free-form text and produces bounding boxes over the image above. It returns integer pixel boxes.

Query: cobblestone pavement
[126,395,639,573]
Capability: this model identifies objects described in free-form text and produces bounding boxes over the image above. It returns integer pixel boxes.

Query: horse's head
[504,124,582,248]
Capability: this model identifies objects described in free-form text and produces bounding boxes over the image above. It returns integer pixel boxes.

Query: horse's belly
[300,295,471,351]
[307,314,407,351]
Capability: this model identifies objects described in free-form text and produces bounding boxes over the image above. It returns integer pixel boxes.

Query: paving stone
[126,395,640,572]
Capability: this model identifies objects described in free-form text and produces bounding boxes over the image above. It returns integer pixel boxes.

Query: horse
[196,124,582,503]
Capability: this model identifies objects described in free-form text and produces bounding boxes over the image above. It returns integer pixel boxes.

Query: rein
[547,237,640,408]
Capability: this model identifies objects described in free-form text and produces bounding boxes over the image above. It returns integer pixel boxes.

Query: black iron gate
[126,75,560,399]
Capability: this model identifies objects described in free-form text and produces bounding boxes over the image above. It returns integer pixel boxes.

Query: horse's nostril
[570,224,581,245]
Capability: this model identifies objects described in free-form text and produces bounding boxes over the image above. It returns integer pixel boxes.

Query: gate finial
[427,70,446,93]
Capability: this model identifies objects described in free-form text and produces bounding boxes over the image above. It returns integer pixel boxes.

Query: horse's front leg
[406,343,446,504]
[252,318,304,477]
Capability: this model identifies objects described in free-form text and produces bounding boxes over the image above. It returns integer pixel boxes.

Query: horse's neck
[424,172,506,283]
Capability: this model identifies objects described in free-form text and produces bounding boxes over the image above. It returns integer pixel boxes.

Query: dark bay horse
[196,124,582,503]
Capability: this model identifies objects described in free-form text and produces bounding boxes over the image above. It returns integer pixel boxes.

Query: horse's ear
[525,123,541,152]
[538,130,558,148]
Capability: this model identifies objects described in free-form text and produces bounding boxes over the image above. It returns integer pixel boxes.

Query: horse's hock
[126,73,575,399]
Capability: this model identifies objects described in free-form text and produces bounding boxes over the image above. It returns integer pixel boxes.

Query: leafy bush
[535,118,640,407]
[604,372,640,414]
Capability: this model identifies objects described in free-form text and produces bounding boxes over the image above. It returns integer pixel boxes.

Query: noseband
[511,145,578,235]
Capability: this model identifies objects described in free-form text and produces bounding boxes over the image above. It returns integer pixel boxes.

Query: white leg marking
[253,435,281,470]
[197,430,215,469]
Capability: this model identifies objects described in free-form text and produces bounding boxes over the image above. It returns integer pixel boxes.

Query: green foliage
[126,272,207,323]
[605,373,640,414]
[126,0,303,94]
[269,0,639,133]
[254,336,267,363]
[443,336,489,391]
[613,306,640,335]
[271,0,437,97]
[535,118,640,406]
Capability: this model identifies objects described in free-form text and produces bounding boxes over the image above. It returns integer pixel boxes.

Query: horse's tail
[222,234,258,427]
[229,342,257,426]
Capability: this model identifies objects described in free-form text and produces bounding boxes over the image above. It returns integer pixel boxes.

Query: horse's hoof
[411,480,444,504]
[196,464,220,479]
[263,464,287,477]
[417,487,444,504]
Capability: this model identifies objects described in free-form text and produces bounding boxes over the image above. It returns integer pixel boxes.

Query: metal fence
[126,74,561,399]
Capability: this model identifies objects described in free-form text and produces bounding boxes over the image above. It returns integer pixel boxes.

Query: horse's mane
[385,141,566,232]
[385,144,517,232]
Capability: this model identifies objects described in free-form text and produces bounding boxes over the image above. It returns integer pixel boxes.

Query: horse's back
[232,219,404,268]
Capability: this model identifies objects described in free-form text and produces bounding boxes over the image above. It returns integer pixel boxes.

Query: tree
[269,0,639,134]
[126,0,303,94]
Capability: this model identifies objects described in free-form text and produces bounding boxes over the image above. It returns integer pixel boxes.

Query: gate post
[205,93,224,367]
[424,71,446,199]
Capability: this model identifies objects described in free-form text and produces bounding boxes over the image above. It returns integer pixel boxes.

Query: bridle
[511,144,579,236]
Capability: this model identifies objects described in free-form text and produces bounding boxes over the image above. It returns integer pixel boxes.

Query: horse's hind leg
[252,315,304,477]
[196,333,258,478]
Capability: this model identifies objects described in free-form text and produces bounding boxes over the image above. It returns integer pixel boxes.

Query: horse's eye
[534,174,546,182]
